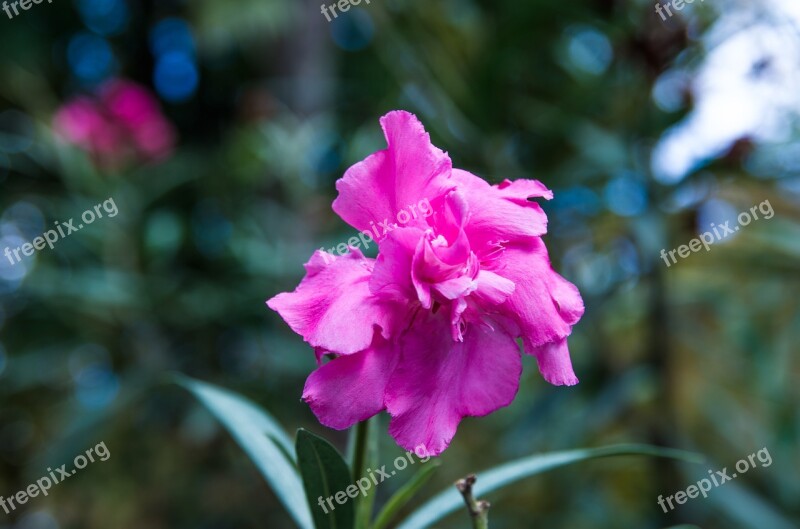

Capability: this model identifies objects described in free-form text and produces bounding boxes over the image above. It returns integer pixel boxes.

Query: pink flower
[268,111,584,456]
[53,79,176,169]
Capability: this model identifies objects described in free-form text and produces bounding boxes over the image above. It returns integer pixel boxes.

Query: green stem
[456,474,490,529]
[350,418,378,529]
[351,419,370,482]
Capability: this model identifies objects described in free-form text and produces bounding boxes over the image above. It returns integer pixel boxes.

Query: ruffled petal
[485,238,584,348]
[496,178,553,202]
[433,276,477,300]
[267,249,405,355]
[452,169,551,251]
[333,111,455,234]
[526,337,579,386]
[303,337,398,429]
[385,313,522,456]
[473,270,515,305]
[369,227,425,302]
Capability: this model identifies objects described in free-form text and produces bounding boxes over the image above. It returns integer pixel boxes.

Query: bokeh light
[605,174,648,217]
[564,25,613,76]
[150,18,196,57]
[330,9,375,51]
[67,32,116,84]
[154,52,199,103]
[77,0,129,36]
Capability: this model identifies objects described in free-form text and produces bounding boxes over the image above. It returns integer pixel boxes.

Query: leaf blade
[396,444,703,529]
[372,460,441,529]
[177,376,313,529]
[296,429,356,529]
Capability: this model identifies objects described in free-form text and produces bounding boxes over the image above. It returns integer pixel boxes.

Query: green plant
[177,376,704,529]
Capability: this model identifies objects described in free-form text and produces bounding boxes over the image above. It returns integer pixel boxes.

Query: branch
[456,474,490,529]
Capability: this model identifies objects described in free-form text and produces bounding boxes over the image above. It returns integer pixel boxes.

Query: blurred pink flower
[268,111,584,456]
[53,79,176,168]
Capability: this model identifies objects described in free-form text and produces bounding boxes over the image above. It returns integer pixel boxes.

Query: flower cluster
[53,79,176,169]
[268,111,584,456]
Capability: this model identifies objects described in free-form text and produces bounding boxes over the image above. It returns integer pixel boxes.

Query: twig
[456,474,490,529]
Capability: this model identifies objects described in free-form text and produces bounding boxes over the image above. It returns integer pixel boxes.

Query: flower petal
[369,227,425,303]
[527,337,579,386]
[452,169,551,250]
[303,337,398,429]
[496,178,553,202]
[267,249,405,355]
[333,111,455,234]
[486,238,584,348]
[385,313,522,456]
[473,270,515,305]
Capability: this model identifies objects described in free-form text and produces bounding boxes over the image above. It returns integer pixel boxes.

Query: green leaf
[176,376,313,529]
[372,460,441,529]
[396,444,704,529]
[296,429,356,529]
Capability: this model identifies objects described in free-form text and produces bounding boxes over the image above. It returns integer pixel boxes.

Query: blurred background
[0,0,798,528]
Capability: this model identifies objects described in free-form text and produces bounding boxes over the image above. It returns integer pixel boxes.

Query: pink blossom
[268,111,584,456]
[53,79,176,169]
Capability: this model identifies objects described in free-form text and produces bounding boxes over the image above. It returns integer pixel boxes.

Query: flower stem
[351,419,370,483]
[350,418,378,529]
[456,474,490,529]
